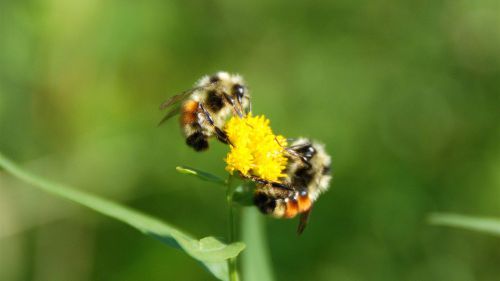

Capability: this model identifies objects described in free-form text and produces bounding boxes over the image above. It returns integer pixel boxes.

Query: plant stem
[227,176,239,281]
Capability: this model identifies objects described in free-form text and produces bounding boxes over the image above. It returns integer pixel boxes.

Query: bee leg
[222,93,243,118]
[198,103,233,146]
[246,175,294,191]
[297,207,312,235]
[214,127,231,145]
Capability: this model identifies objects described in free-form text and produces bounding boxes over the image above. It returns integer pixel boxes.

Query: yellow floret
[224,114,288,182]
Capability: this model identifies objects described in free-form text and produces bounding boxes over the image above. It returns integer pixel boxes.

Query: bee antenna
[274,136,286,148]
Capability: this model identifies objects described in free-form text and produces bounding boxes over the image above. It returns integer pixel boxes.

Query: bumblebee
[159,72,251,151]
[253,138,332,234]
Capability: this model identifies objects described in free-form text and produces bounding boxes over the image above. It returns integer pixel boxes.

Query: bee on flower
[162,72,332,234]
[159,71,251,151]
[254,138,332,234]
[224,114,332,234]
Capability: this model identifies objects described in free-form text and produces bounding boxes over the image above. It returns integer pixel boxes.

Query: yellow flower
[224,114,288,182]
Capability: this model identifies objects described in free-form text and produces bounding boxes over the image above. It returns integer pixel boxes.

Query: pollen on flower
[224,114,288,182]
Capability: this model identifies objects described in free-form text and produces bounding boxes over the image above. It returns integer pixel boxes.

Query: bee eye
[232,84,245,99]
[298,145,316,160]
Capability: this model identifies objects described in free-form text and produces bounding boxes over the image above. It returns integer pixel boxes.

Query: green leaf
[176,166,226,186]
[0,152,245,281]
[241,207,275,281]
[429,213,500,237]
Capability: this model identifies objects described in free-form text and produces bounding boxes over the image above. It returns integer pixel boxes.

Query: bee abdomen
[283,194,312,218]
[254,191,312,219]
[253,191,277,215]
[181,100,199,125]
[186,131,209,151]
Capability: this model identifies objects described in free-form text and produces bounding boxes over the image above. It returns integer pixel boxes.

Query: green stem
[227,176,239,281]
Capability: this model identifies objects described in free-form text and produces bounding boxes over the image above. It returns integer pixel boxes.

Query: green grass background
[1,0,499,280]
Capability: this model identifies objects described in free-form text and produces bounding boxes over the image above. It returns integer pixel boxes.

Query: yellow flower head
[224,114,288,182]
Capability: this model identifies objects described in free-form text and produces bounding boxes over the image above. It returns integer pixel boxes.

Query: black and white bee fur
[253,138,332,234]
[159,72,251,151]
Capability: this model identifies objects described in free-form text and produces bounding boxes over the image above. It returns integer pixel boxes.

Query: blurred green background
[1,0,499,280]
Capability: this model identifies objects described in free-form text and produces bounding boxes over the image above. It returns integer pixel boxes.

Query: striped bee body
[159,72,250,151]
[254,138,332,233]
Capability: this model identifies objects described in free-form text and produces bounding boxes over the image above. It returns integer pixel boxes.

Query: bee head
[297,145,316,161]
[232,83,246,104]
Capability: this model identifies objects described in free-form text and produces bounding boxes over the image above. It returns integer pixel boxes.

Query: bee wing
[284,147,310,166]
[288,142,312,151]
[157,105,181,126]
[159,87,201,110]
[297,208,312,235]
[286,141,313,165]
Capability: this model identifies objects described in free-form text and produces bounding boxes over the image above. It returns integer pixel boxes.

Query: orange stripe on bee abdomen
[181,100,199,125]
[281,195,312,219]
[297,195,312,213]
[284,199,299,218]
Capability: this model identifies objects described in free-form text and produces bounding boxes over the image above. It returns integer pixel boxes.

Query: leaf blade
[176,166,226,186]
[0,152,245,280]
[429,213,500,237]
